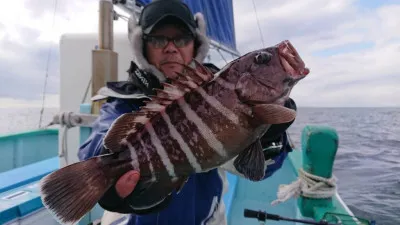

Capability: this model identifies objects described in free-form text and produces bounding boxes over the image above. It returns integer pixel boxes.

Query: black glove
[259,98,297,159]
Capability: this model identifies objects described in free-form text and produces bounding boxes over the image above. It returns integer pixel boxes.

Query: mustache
[159,57,184,65]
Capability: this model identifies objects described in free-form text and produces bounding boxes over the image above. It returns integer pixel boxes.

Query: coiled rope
[271,168,338,206]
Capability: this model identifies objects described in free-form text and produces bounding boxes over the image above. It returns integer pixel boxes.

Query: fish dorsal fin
[103,59,214,152]
[103,84,184,152]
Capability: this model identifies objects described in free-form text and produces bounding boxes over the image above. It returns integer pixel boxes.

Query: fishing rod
[244,209,339,225]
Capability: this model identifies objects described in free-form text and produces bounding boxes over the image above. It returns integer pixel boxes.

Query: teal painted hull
[0,126,360,225]
[0,129,58,173]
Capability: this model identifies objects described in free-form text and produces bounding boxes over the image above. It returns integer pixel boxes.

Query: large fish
[39,40,309,225]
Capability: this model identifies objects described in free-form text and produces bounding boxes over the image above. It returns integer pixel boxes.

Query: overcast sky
[0,0,399,108]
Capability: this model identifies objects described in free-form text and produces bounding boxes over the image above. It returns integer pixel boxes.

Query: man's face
[145,23,195,79]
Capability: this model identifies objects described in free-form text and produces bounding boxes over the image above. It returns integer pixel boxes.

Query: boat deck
[225,158,299,225]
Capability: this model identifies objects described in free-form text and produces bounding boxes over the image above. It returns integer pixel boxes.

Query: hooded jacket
[78,7,297,225]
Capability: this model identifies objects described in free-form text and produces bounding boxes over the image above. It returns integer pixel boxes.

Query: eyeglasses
[143,34,194,48]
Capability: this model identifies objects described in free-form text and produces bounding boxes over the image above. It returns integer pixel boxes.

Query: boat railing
[0,128,58,173]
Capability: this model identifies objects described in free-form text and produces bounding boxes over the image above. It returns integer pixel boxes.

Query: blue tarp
[136,0,237,52]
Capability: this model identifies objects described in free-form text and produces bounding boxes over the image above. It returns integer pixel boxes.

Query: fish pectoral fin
[252,104,296,124]
[233,139,265,181]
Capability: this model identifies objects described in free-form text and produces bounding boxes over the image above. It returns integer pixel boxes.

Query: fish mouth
[277,40,310,79]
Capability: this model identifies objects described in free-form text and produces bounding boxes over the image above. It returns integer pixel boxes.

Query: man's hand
[115,170,140,198]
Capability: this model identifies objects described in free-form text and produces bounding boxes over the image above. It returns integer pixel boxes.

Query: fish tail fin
[39,153,120,225]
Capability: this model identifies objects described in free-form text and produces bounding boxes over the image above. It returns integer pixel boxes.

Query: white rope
[59,126,69,165]
[44,111,98,166]
[271,168,338,206]
[46,111,98,128]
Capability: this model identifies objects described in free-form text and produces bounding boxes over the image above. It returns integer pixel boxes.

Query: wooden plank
[91,49,118,114]
[99,0,114,50]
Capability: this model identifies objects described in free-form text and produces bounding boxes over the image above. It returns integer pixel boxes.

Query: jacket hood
[127,10,210,82]
[90,11,211,102]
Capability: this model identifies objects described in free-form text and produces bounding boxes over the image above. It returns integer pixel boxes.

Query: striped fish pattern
[39,40,310,225]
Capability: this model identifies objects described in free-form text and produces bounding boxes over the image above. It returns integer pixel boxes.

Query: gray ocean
[0,107,399,225]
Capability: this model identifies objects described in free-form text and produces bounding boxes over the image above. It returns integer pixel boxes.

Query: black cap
[138,0,197,35]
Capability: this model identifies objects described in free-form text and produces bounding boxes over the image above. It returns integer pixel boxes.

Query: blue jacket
[78,62,296,225]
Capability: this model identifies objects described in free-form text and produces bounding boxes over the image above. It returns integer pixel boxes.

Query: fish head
[233,40,310,105]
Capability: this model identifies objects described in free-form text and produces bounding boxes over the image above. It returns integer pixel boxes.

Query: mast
[91,0,118,114]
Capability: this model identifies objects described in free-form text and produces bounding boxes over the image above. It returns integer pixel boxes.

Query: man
[78,0,297,224]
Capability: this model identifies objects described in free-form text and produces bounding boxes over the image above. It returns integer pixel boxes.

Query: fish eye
[254,51,272,64]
